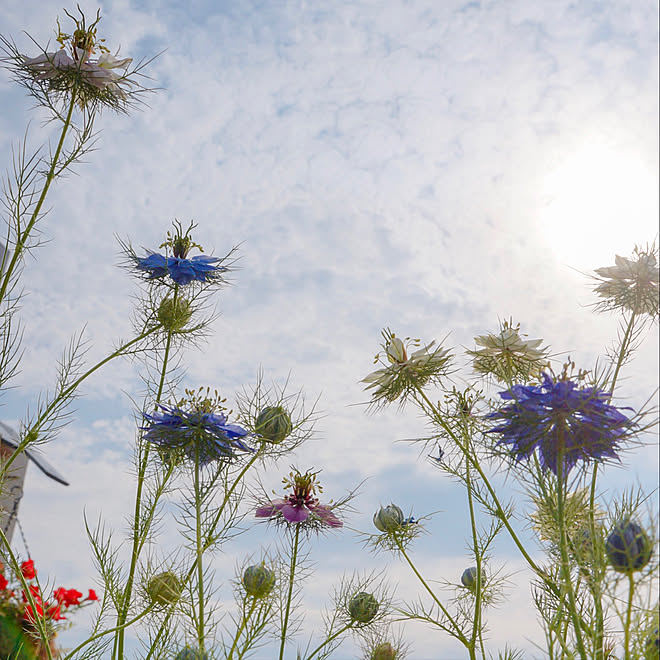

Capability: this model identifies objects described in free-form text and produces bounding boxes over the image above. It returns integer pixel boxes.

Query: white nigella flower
[362,329,452,406]
[468,320,549,384]
[593,247,659,318]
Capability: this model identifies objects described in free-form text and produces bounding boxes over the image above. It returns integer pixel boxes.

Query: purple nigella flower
[487,372,632,478]
[137,252,226,286]
[255,469,342,528]
[142,403,252,465]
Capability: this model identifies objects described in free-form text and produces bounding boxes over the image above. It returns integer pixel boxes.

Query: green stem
[114,301,177,660]
[393,533,468,648]
[609,311,637,397]
[623,573,635,660]
[465,453,484,659]
[0,327,158,478]
[304,622,354,660]
[279,524,301,660]
[226,597,258,660]
[0,93,77,305]
[143,452,262,660]
[556,460,587,660]
[194,449,206,654]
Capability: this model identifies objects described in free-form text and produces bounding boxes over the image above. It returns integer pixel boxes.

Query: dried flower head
[142,388,253,465]
[362,329,452,407]
[487,366,633,478]
[468,319,549,384]
[592,244,659,318]
[255,468,343,530]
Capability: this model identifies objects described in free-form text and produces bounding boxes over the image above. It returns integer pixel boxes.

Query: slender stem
[226,597,258,660]
[279,524,301,660]
[465,452,484,659]
[609,311,637,397]
[623,573,635,660]
[194,450,206,654]
[114,302,177,660]
[0,93,77,305]
[0,327,157,477]
[304,622,354,660]
[556,460,587,660]
[393,533,468,648]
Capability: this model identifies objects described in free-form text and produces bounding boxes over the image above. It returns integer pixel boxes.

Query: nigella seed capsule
[348,591,379,624]
[242,564,276,598]
[146,571,181,606]
[255,406,292,444]
[605,519,653,573]
[373,504,404,533]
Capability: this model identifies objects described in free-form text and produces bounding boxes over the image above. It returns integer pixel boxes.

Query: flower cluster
[255,468,342,529]
[136,221,228,286]
[592,245,659,318]
[487,370,633,477]
[362,329,452,406]
[0,559,97,645]
[468,319,549,384]
[142,388,252,465]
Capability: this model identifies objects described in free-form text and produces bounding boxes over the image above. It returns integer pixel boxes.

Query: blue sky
[1,0,658,658]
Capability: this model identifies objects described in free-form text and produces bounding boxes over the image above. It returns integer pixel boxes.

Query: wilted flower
[255,406,292,444]
[255,468,342,529]
[373,504,405,533]
[468,319,549,384]
[362,329,452,406]
[487,370,632,478]
[136,221,228,286]
[605,519,653,573]
[592,245,659,318]
[460,566,484,591]
[348,591,379,624]
[242,563,276,598]
[146,571,181,606]
[142,388,253,465]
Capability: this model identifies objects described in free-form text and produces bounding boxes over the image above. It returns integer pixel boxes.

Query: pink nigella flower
[256,468,342,528]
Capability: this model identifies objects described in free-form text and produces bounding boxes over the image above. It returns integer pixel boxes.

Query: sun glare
[539,142,658,269]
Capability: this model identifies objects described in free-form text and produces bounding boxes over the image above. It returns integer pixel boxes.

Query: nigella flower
[135,221,228,286]
[255,468,342,529]
[592,245,659,318]
[362,329,452,406]
[487,371,633,478]
[142,389,252,465]
[468,319,549,384]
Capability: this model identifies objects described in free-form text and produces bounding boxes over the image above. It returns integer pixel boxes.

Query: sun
[539,141,658,270]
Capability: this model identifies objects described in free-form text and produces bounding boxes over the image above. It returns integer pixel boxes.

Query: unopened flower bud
[348,591,379,624]
[157,296,192,331]
[242,563,276,598]
[373,504,404,533]
[255,406,292,444]
[371,642,397,660]
[606,519,653,573]
[175,648,208,660]
[461,566,484,591]
[147,571,181,606]
[646,627,659,657]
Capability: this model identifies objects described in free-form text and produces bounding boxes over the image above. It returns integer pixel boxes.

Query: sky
[1,0,658,658]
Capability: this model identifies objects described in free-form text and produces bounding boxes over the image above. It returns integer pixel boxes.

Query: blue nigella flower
[142,403,253,464]
[137,252,226,286]
[487,372,632,478]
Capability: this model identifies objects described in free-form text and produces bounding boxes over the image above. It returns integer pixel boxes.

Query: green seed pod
[373,504,404,533]
[255,406,293,444]
[348,591,379,624]
[371,642,397,660]
[146,571,181,606]
[242,563,276,598]
[157,296,192,331]
[461,566,484,591]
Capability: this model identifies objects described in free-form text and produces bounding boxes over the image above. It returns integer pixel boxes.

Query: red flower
[0,574,8,590]
[86,589,98,601]
[20,559,36,580]
[47,602,66,621]
[54,587,83,607]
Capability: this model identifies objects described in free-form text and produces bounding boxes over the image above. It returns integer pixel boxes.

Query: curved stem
[393,533,468,648]
[0,93,77,305]
[279,524,301,660]
[226,597,258,660]
[304,622,353,660]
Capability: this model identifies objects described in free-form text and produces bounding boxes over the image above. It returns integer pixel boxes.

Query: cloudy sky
[1,0,658,658]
